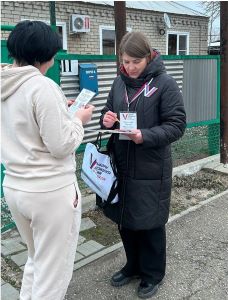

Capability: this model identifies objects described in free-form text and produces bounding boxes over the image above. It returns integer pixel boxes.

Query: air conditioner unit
[70,14,90,33]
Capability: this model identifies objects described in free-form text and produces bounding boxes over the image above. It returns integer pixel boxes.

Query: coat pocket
[123,178,161,229]
[134,150,163,179]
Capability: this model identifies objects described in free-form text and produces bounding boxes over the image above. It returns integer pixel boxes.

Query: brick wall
[1,1,209,55]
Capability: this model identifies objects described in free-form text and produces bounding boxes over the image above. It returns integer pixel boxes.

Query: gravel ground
[82,169,228,246]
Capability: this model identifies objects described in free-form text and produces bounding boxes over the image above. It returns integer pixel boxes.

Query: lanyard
[125,78,153,110]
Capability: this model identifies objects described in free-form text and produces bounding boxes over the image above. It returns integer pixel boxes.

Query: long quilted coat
[99,52,186,230]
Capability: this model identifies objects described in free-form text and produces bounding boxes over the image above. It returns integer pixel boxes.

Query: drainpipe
[49,1,56,31]
[47,1,60,85]
[199,23,202,55]
[220,2,228,164]
[114,1,126,74]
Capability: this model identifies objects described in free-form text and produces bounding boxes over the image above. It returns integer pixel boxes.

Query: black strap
[93,133,118,207]
[98,178,118,208]
[106,178,118,204]
[94,132,102,150]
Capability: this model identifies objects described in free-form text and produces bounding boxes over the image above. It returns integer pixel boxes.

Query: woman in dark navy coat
[100,31,186,299]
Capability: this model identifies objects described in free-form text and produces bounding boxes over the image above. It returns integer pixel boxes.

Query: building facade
[1,1,209,55]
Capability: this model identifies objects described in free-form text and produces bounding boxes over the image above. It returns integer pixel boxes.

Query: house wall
[1,1,209,55]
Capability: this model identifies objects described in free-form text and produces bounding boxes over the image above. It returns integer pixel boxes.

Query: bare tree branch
[200,1,220,19]
[200,1,220,43]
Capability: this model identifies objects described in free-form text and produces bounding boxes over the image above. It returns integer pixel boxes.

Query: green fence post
[208,123,220,155]
[1,164,5,197]
[1,40,13,64]
[46,59,61,85]
[208,57,220,156]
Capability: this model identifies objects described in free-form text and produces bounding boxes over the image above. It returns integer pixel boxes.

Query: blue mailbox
[79,63,98,95]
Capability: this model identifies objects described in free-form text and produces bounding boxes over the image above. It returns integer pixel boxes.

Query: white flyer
[85,129,135,134]
[119,112,137,140]
[68,88,96,116]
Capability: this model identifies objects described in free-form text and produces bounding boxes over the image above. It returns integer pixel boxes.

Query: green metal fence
[1,25,220,233]
[2,121,220,233]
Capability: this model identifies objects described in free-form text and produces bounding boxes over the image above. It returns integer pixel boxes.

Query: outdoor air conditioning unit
[70,14,90,33]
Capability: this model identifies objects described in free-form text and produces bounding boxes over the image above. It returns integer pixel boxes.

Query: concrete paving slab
[11,251,28,267]
[73,242,123,271]
[11,236,24,244]
[82,194,96,213]
[74,252,84,262]
[1,240,26,255]
[203,161,228,175]
[213,164,228,174]
[173,154,220,177]
[1,279,6,286]
[1,245,13,256]
[1,283,19,300]
[77,240,104,257]
[78,235,86,245]
[10,231,20,238]
[80,217,96,232]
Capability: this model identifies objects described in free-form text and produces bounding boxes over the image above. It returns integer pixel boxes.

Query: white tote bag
[81,142,118,204]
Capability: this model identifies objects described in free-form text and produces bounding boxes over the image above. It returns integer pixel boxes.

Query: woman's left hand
[124,129,143,144]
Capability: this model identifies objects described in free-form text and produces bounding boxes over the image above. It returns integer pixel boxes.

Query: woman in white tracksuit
[1,20,94,300]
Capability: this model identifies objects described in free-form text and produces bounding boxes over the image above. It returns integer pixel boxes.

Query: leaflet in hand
[68,88,96,116]
[85,129,135,134]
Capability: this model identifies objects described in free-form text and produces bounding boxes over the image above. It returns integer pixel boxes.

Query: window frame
[56,21,67,51]
[166,31,189,55]
[21,18,68,51]
[99,25,132,55]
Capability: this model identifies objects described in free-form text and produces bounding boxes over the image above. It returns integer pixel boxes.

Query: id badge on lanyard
[119,112,137,140]
[119,78,153,140]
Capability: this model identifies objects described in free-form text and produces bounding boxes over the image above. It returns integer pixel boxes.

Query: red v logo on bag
[90,153,97,169]
[81,141,119,204]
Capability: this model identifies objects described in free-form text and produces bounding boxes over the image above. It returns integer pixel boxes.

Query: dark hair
[7,20,62,65]
[119,31,153,62]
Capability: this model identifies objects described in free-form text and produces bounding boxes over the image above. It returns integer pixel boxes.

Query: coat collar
[119,50,166,88]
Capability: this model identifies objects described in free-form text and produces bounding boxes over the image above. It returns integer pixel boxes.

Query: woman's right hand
[103,111,118,128]
[74,105,95,125]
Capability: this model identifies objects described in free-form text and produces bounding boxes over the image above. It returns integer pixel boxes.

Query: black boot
[111,271,137,287]
[137,280,162,298]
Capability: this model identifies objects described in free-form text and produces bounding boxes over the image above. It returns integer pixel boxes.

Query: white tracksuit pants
[3,182,81,300]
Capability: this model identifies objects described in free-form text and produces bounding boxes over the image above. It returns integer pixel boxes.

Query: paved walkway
[1,157,227,299]
[2,191,227,300]
[65,191,228,300]
[1,216,106,300]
